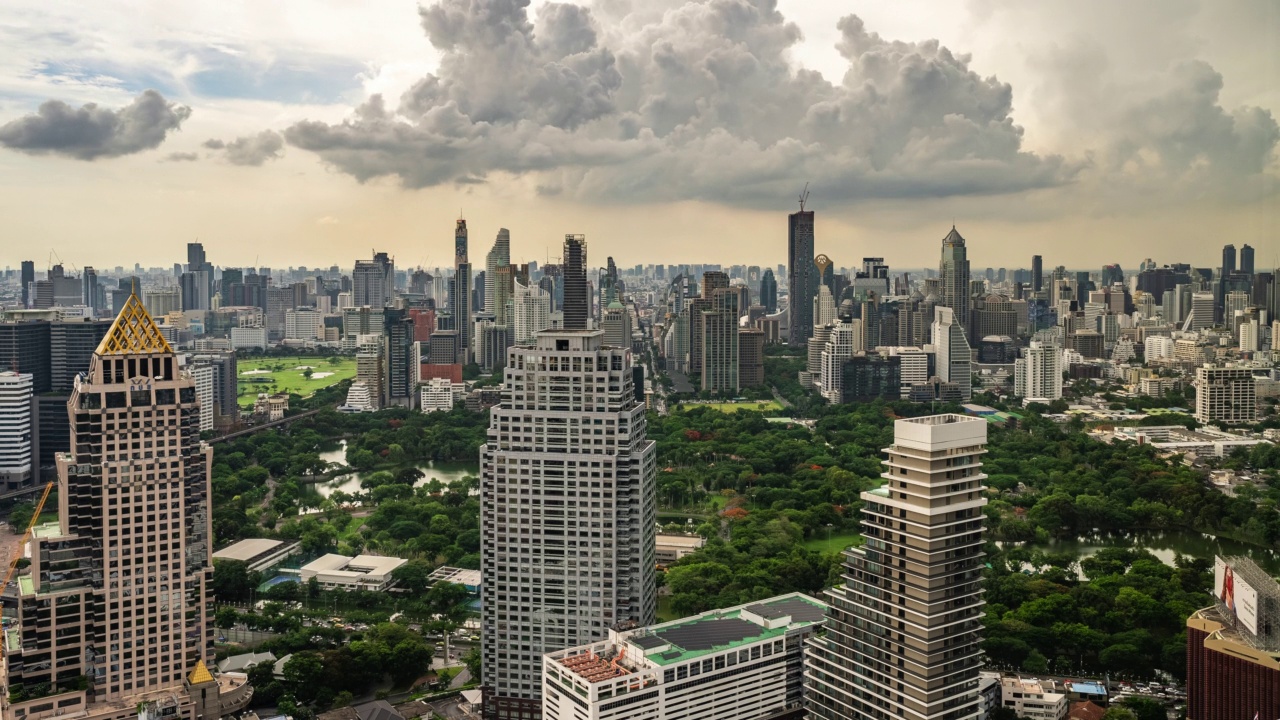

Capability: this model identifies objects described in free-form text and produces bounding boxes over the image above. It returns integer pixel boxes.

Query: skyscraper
[1223,244,1237,276]
[485,229,511,316]
[20,260,35,308]
[1,293,241,720]
[82,266,100,315]
[353,251,395,308]
[939,226,971,332]
[455,220,473,365]
[932,306,973,400]
[1241,243,1255,275]
[561,234,588,330]
[0,371,34,493]
[1014,340,1063,403]
[1031,254,1043,293]
[480,329,656,720]
[806,414,988,720]
[759,268,778,313]
[701,288,739,393]
[788,204,817,346]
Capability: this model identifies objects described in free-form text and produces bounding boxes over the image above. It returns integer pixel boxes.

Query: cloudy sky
[0,0,1276,272]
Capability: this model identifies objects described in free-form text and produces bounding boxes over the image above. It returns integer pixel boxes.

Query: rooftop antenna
[798,182,810,212]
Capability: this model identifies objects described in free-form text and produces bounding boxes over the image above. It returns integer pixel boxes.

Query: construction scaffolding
[1218,556,1280,652]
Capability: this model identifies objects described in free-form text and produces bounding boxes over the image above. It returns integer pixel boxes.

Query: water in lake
[1006,530,1280,576]
[310,440,479,498]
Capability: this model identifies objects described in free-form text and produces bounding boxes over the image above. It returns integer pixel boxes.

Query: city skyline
[0,0,1276,269]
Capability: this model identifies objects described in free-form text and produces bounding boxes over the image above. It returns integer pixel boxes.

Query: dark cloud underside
[0,89,190,160]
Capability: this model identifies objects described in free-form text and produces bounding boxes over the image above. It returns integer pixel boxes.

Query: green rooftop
[5,628,18,652]
[633,594,827,666]
[32,522,63,539]
[17,575,34,595]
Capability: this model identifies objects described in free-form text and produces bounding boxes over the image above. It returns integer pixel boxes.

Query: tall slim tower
[353,251,394,308]
[1240,243,1255,276]
[455,219,473,365]
[939,226,971,331]
[480,329,656,720]
[1222,244,1237,276]
[788,198,817,346]
[1,293,230,720]
[0,371,34,493]
[20,260,35,308]
[1031,254,1043,293]
[932,306,973,400]
[806,414,988,720]
[485,229,512,316]
[760,268,778,313]
[562,234,588,330]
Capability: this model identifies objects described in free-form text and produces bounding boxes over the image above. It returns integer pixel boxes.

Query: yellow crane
[1,482,55,596]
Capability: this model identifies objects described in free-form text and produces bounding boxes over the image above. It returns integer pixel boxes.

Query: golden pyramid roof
[188,659,214,685]
[96,293,173,356]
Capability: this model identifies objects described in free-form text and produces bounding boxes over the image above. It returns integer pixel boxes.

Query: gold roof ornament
[95,293,173,356]
[188,659,214,685]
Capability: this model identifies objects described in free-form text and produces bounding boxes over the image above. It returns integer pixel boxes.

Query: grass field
[802,531,863,554]
[684,400,784,413]
[236,356,357,408]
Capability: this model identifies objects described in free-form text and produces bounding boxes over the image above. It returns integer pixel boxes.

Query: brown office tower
[1187,556,1280,719]
[0,294,250,720]
[806,414,987,720]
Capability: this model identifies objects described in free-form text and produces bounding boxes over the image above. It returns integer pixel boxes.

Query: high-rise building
[353,251,395,308]
[1195,365,1256,425]
[1187,556,1280,720]
[939,226,971,332]
[813,285,837,329]
[179,270,211,311]
[513,277,552,345]
[1223,244,1237,276]
[485,229,511,315]
[602,300,632,349]
[562,234,589,331]
[0,321,53,393]
[82,266,100,315]
[806,414,988,720]
[932,306,973,400]
[739,327,765,387]
[384,309,416,408]
[186,351,239,427]
[820,318,862,403]
[0,371,35,492]
[1031,255,1043,293]
[1,293,242,720]
[51,320,112,393]
[480,329,656,720]
[788,205,817,346]
[701,288,739,393]
[1240,244,1255,276]
[1189,292,1215,330]
[543,593,827,720]
[839,353,901,403]
[759,269,778,314]
[20,260,35,308]
[1014,341,1063,404]
[454,221,473,365]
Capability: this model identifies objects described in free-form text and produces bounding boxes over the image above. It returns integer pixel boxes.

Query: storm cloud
[205,130,285,166]
[285,0,1077,203]
[0,89,190,160]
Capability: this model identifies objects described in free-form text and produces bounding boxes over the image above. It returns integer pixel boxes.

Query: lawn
[236,356,358,408]
[684,400,783,413]
[802,531,863,555]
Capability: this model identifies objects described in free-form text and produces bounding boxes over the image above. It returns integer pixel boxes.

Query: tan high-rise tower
[806,414,988,720]
[1,294,247,720]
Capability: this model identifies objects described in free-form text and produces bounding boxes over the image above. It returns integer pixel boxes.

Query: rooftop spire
[95,291,172,356]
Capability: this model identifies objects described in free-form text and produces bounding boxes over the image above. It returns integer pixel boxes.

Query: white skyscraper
[813,285,837,329]
[819,318,863,403]
[932,306,973,400]
[480,329,656,719]
[0,371,34,492]
[512,277,552,345]
[1014,341,1063,404]
[888,346,929,398]
[1240,319,1260,352]
[1189,292,1214,331]
[485,228,511,316]
[1145,335,1175,361]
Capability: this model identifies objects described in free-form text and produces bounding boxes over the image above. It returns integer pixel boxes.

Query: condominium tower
[486,229,512,316]
[788,207,817,346]
[806,414,988,720]
[562,235,589,331]
[352,251,394,308]
[939,226,971,330]
[480,329,656,720]
[455,220,473,364]
[1,294,247,720]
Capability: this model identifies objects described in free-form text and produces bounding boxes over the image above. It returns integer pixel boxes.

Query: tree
[1118,697,1165,720]
[7,502,35,534]
[282,652,326,702]
[215,607,239,629]
[463,646,481,682]
[392,559,435,594]
[211,561,260,603]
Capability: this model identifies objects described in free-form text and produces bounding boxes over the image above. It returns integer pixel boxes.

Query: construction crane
[1,481,55,596]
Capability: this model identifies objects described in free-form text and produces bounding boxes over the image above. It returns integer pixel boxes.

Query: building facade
[932,306,973,401]
[1,294,245,720]
[806,414,988,720]
[0,371,35,492]
[939,227,971,331]
[788,209,816,346]
[1195,365,1256,425]
[1014,341,1063,404]
[480,330,657,720]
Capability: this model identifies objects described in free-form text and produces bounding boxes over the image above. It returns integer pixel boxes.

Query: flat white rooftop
[214,538,286,563]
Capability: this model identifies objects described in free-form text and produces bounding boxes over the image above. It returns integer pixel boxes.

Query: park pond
[1011,529,1280,576]
[309,441,479,498]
